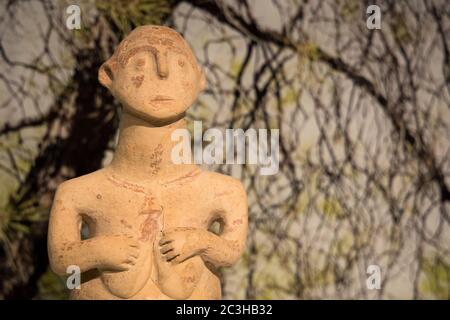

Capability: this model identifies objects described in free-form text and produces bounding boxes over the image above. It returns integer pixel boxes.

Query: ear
[199,68,206,92]
[98,61,114,89]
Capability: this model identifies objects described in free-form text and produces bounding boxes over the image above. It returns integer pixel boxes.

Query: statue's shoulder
[55,168,107,197]
[198,170,246,198]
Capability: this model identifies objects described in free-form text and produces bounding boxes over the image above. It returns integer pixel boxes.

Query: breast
[100,194,164,299]
[100,251,153,298]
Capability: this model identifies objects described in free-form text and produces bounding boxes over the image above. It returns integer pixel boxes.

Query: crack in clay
[106,173,147,194]
[161,168,201,186]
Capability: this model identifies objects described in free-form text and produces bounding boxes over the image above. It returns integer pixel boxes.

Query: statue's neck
[109,110,188,181]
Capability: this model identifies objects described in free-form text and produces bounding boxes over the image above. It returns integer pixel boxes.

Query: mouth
[150,95,174,102]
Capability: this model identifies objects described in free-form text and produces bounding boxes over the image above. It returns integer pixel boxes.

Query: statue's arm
[48,183,100,275]
[48,183,138,275]
[199,179,248,267]
[158,178,247,268]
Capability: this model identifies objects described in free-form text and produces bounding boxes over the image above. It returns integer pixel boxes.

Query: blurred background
[0,0,449,299]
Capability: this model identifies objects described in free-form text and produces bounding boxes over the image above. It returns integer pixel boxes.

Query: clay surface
[47,25,248,300]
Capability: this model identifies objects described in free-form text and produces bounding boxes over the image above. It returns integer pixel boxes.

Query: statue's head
[99,25,205,123]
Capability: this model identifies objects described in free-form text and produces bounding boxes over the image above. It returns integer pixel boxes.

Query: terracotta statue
[47,25,248,300]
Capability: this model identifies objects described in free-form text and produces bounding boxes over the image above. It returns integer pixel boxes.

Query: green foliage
[391,13,413,45]
[340,0,361,21]
[296,41,320,62]
[35,268,69,300]
[96,0,173,35]
[420,255,450,299]
[230,58,243,78]
[331,233,354,256]
[319,196,344,220]
[281,88,300,107]
[1,188,48,236]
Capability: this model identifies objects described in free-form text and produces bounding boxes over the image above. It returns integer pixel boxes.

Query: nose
[155,50,168,79]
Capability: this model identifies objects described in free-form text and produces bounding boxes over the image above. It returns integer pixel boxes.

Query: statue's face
[99,27,205,123]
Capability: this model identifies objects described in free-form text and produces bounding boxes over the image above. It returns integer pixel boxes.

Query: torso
[66,165,224,300]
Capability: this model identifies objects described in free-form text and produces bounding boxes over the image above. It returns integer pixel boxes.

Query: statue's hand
[97,234,140,272]
[152,233,170,279]
[158,227,204,264]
